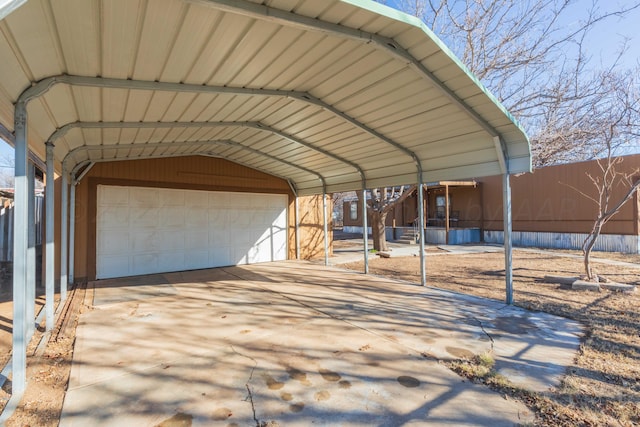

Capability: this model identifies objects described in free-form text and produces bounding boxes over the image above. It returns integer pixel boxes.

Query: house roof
[0,0,531,196]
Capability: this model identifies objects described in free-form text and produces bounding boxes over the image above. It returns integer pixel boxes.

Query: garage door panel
[159,207,185,227]
[130,188,160,207]
[185,250,209,270]
[98,230,130,256]
[185,191,208,207]
[185,230,208,250]
[130,208,159,227]
[98,206,129,228]
[158,252,185,272]
[132,254,159,275]
[100,186,129,206]
[186,207,208,227]
[97,186,287,279]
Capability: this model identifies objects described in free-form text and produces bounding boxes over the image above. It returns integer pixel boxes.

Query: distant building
[344,154,640,253]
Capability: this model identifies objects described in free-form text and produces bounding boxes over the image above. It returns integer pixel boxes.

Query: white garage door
[96,185,288,279]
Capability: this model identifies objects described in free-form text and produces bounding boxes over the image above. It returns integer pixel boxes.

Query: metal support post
[68,182,76,285]
[503,173,513,304]
[45,143,55,331]
[12,103,28,396]
[60,170,68,300]
[26,163,35,340]
[362,188,368,274]
[294,197,300,260]
[322,192,329,266]
[417,183,426,286]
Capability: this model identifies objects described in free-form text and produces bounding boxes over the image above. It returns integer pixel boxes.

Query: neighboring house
[344,154,640,253]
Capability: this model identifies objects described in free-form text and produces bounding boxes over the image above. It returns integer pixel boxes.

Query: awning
[0,0,530,195]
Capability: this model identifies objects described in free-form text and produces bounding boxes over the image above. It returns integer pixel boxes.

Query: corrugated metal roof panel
[0,0,530,196]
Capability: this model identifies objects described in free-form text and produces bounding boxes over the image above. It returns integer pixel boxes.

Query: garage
[96,185,288,279]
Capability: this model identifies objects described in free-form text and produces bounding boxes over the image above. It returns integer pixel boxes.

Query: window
[350,201,358,220]
[435,195,451,219]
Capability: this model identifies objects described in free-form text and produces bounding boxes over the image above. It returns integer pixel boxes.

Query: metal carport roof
[0,0,530,195]
[0,0,531,405]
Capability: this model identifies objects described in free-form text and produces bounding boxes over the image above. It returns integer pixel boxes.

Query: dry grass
[341,249,640,427]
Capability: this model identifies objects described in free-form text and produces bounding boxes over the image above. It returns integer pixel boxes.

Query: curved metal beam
[49,120,364,179]
[61,139,326,188]
[17,73,422,187]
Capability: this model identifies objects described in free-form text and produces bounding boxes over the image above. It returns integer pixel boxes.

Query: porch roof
[0,0,530,196]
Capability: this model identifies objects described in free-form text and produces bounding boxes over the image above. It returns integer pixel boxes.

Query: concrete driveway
[60,261,582,426]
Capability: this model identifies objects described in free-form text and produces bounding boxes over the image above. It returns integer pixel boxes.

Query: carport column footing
[362,188,368,274]
[26,163,35,340]
[503,173,513,304]
[68,181,76,285]
[417,183,426,286]
[60,170,68,300]
[45,142,55,330]
[12,102,28,396]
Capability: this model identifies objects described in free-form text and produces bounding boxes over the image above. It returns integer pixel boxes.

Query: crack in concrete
[471,317,495,350]
[230,345,261,426]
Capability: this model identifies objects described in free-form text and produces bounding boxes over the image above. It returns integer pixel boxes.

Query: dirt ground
[341,249,640,427]
[0,246,639,426]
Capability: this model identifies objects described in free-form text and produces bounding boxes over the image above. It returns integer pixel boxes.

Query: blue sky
[0,0,638,166]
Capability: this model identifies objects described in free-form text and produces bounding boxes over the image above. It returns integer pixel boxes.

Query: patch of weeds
[446,352,581,426]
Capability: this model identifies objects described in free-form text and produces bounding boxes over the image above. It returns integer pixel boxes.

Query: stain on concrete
[366,361,380,367]
[446,346,475,359]
[155,412,193,427]
[397,376,421,388]
[280,392,293,401]
[211,407,233,421]
[263,374,284,390]
[287,367,311,385]
[494,316,538,334]
[240,329,251,334]
[338,380,352,389]
[315,390,331,401]
[289,402,305,412]
[226,423,240,427]
[359,344,371,351]
[319,369,341,382]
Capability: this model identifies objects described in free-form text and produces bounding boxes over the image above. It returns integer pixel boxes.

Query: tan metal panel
[50,0,100,76]
[0,24,32,101]
[102,0,145,78]
[5,0,63,80]
[131,0,187,80]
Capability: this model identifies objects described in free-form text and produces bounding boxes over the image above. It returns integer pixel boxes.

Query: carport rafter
[49,120,362,183]
[20,74,428,186]
[62,140,327,188]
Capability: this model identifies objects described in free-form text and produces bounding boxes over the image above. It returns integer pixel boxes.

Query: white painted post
[322,192,329,266]
[45,142,55,331]
[60,170,68,301]
[503,173,513,304]
[26,163,35,340]
[362,188,368,274]
[294,197,300,260]
[12,103,28,396]
[417,183,426,286]
[68,182,76,285]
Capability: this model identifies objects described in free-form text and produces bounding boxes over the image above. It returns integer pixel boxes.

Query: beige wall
[56,156,329,282]
[481,155,640,235]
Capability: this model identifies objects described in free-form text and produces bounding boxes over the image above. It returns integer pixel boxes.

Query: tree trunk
[371,210,388,251]
[583,219,604,281]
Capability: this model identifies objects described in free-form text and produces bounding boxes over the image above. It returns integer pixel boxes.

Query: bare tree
[567,70,640,280]
[365,185,417,251]
[331,191,355,228]
[375,0,640,167]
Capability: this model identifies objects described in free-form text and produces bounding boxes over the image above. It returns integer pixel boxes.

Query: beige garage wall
[55,156,330,282]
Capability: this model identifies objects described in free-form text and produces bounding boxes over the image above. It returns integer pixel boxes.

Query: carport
[0,0,530,402]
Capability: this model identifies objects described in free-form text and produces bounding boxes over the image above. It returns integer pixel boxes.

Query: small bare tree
[570,70,640,280]
[365,185,417,251]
